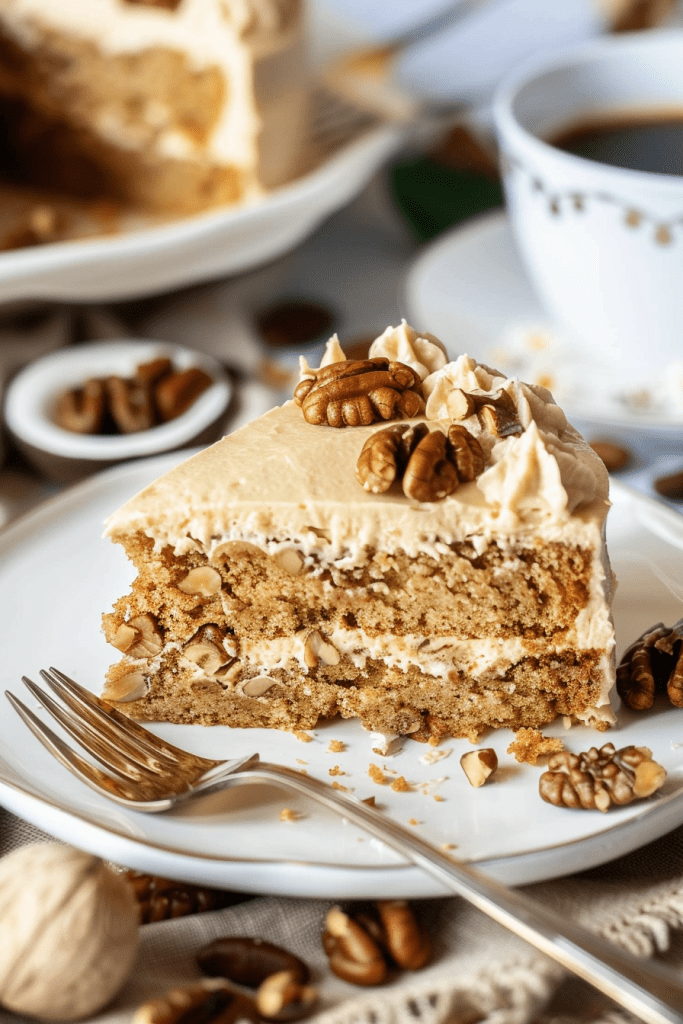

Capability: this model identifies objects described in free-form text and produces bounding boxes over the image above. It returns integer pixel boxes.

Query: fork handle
[236,761,683,1024]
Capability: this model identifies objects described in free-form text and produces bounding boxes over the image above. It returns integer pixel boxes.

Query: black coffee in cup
[549,110,683,175]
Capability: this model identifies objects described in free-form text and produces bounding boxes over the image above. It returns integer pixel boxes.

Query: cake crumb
[440,843,457,851]
[294,731,314,743]
[408,818,421,826]
[296,758,307,765]
[328,765,345,776]
[390,775,412,792]
[368,763,387,785]
[433,794,445,802]
[279,807,302,821]
[331,781,349,792]
[507,727,565,764]
[327,740,346,753]
[299,768,308,775]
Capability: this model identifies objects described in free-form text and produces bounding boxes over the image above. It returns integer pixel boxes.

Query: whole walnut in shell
[0,843,139,1020]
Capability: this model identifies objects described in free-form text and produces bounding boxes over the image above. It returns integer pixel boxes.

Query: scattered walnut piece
[539,743,667,812]
[328,765,345,776]
[133,979,259,1024]
[322,901,430,987]
[293,358,424,427]
[508,728,565,764]
[256,970,318,1022]
[654,468,683,501]
[327,740,346,753]
[361,795,377,807]
[617,619,683,710]
[124,870,247,923]
[589,439,631,472]
[460,748,498,787]
[368,763,387,785]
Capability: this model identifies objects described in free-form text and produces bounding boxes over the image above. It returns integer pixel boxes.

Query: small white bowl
[5,339,232,483]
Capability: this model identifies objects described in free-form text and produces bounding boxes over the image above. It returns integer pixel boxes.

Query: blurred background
[0,0,681,521]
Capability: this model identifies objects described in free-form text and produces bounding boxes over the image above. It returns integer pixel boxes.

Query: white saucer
[405,211,683,433]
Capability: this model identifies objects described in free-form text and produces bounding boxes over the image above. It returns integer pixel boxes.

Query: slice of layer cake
[0,0,307,220]
[102,322,616,742]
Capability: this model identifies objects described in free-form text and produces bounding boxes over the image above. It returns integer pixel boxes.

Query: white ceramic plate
[404,211,683,432]
[2,453,683,897]
[0,115,404,304]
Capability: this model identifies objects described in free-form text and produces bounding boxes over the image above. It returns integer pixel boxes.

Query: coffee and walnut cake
[102,322,616,742]
[0,0,307,247]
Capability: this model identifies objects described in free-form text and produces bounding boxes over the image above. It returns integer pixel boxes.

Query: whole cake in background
[102,322,616,743]
[0,0,307,248]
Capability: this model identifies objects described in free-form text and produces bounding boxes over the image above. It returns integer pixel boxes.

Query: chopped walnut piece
[617,619,683,710]
[448,387,522,437]
[327,740,346,753]
[508,728,565,765]
[460,748,498,787]
[182,624,227,674]
[293,359,424,427]
[304,630,340,669]
[177,566,222,597]
[539,743,666,812]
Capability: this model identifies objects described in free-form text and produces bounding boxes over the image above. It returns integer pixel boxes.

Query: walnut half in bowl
[5,339,232,483]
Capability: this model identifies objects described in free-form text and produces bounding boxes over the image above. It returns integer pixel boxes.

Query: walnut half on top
[293,359,424,427]
[356,422,485,502]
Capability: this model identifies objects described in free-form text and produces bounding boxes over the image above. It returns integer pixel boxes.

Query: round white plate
[0,117,404,304]
[1,452,683,897]
[405,211,683,432]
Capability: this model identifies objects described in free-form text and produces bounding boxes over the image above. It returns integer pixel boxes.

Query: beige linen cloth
[2,810,683,1024]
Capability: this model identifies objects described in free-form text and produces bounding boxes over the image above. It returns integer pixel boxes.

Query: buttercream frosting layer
[104,400,610,562]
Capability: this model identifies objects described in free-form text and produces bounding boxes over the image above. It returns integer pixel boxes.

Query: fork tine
[6,690,149,803]
[43,668,217,772]
[22,676,159,783]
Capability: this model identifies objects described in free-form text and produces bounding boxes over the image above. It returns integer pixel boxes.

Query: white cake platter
[1,451,683,897]
[0,111,405,304]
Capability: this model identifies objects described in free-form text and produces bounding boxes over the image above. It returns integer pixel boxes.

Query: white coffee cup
[492,30,683,371]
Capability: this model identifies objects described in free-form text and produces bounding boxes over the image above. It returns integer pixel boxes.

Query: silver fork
[6,668,683,1024]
